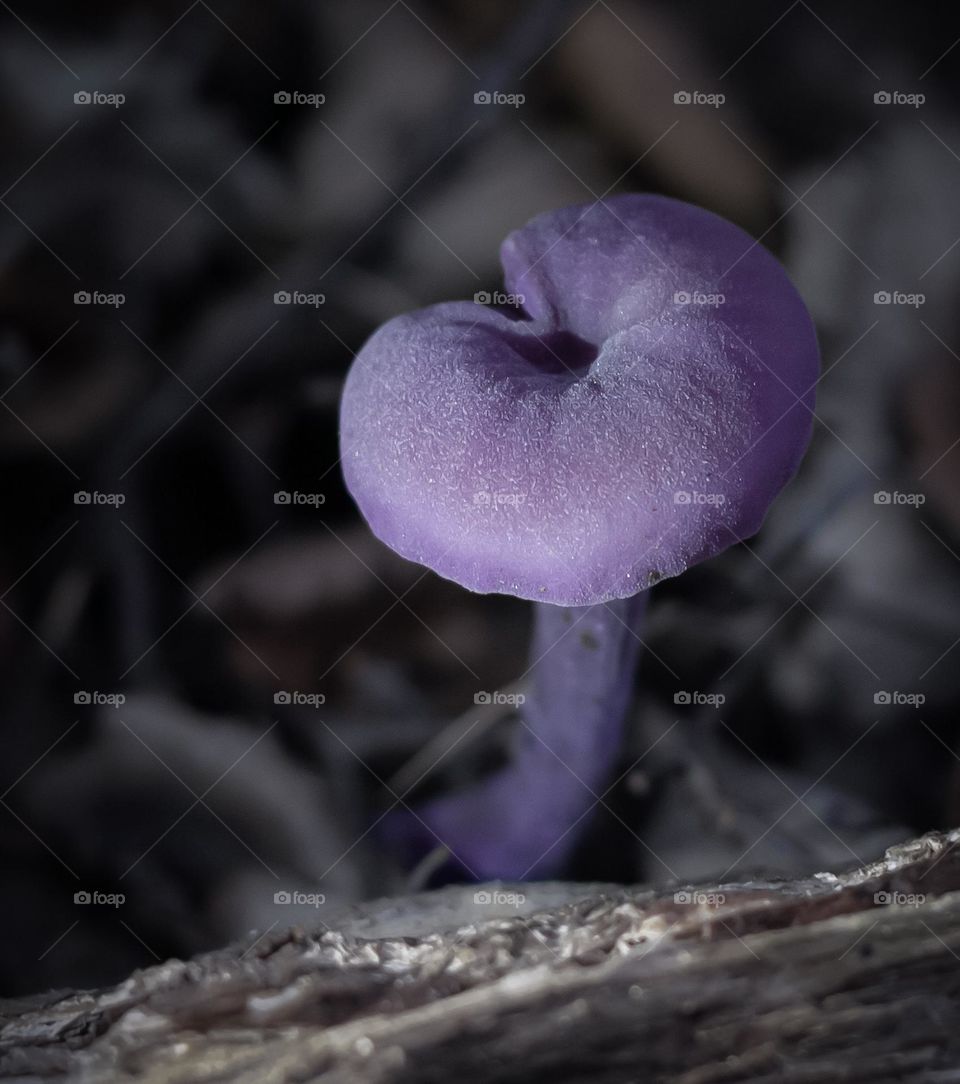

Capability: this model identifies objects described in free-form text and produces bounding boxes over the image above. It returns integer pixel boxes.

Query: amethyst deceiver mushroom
[339,194,819,880]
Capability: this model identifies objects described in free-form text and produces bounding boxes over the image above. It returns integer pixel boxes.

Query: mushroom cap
[339,194,819,607]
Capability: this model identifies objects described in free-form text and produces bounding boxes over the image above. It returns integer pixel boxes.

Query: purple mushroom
[339,194,819,881]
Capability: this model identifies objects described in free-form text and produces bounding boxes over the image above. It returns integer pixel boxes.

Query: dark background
[1,0,959,996]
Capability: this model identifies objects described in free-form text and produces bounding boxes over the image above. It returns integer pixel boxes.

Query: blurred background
[1,0,959,996]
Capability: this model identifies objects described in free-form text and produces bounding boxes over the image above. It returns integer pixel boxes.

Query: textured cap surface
[340,194,819,606]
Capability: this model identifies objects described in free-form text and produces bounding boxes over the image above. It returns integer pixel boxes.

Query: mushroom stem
[391,591,649,881]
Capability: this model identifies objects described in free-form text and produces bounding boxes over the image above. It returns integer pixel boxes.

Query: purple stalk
[390,592,648,881]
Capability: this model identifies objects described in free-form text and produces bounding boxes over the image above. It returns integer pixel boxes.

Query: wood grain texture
[3,828,960,1083]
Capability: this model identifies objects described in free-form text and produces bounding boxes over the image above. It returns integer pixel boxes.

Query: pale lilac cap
[340,194,819,607]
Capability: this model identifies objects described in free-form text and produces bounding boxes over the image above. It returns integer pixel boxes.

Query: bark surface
[3,829,960,1083]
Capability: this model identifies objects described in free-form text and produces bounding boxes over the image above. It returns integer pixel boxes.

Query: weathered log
[3,828,960,1083]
